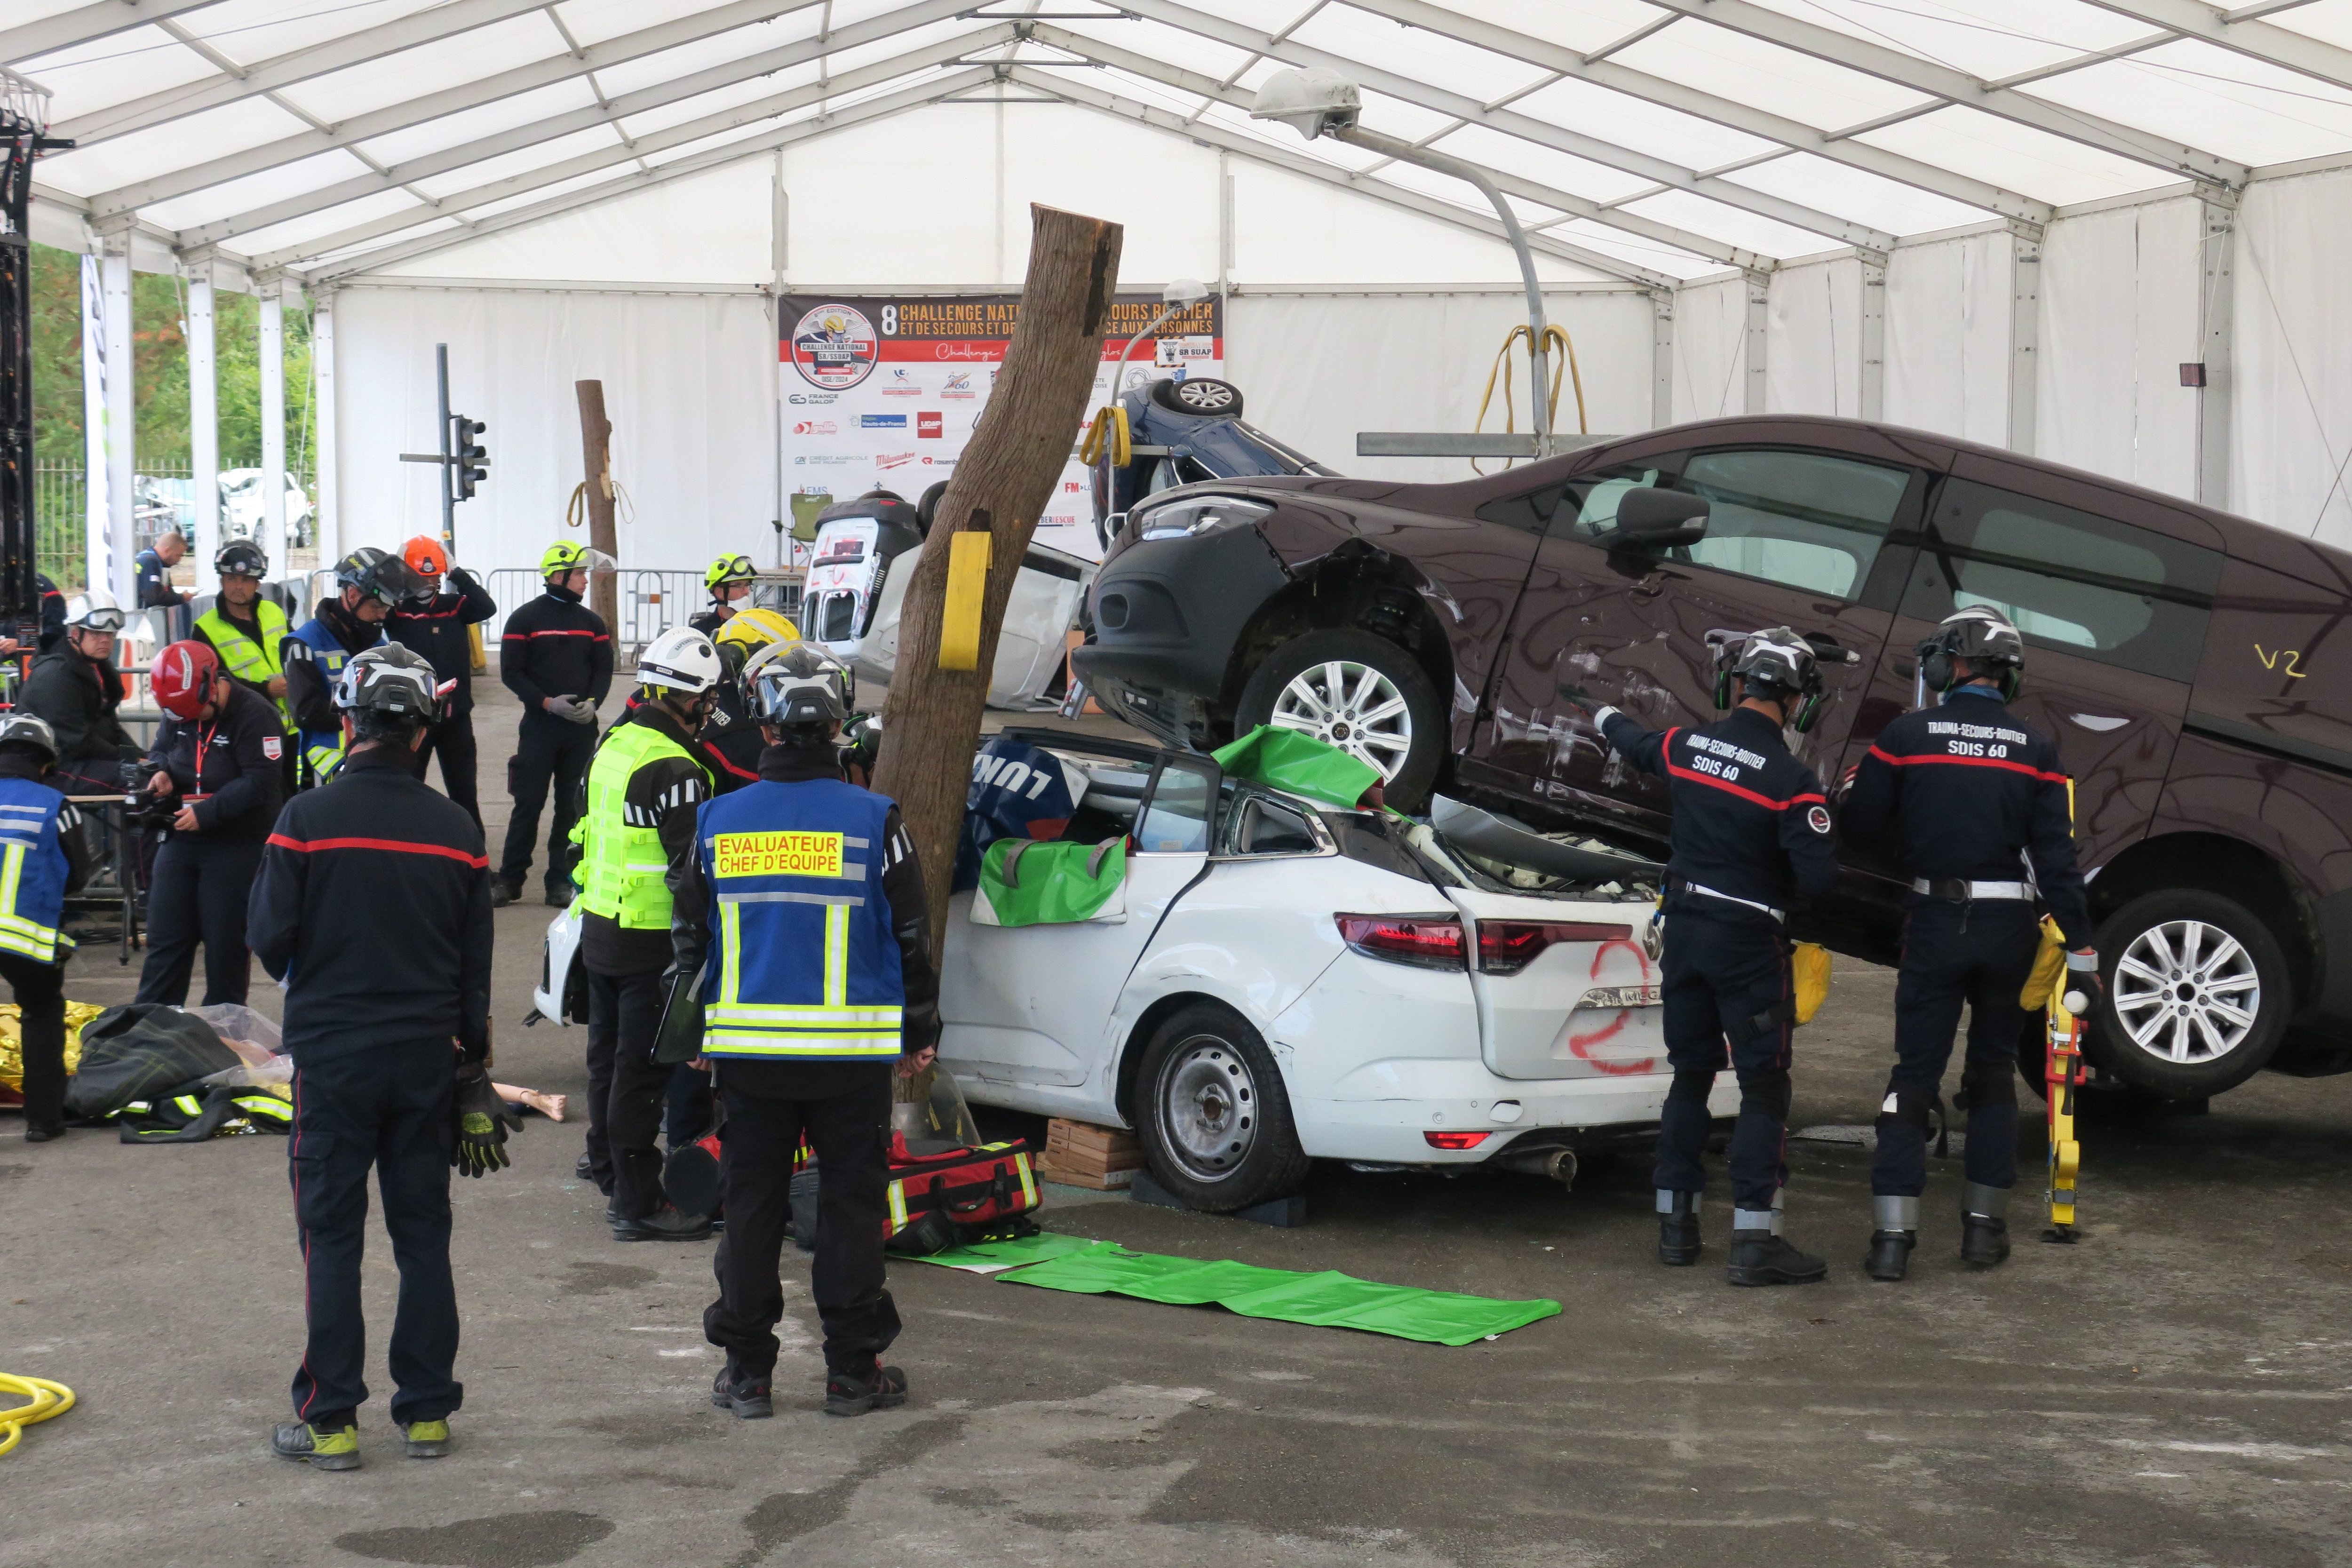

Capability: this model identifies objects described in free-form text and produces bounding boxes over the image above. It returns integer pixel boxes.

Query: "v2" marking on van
[2256,645,2307,678]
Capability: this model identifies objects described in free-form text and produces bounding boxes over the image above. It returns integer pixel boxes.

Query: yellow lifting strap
[938,529,992,673]
[1079,404,1131,470]
[1472,323,1588,474]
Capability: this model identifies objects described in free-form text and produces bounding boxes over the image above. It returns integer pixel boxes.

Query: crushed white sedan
[938,730,1733,1212]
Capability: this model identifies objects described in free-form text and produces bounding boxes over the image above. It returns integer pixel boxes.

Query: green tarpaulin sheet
[987,1241,1560,1346]
[1212,726,1382,809]
[904,1231,1104,1274]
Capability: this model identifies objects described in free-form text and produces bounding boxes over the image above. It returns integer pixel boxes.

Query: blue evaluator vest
[694,777,905,1061]
[0,778,76,963]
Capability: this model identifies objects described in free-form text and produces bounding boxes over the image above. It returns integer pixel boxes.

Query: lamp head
[1250,68,1359,140]
[1162,278,1211,305]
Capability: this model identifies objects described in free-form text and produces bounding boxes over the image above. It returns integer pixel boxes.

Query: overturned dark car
[1090,375,1333,552]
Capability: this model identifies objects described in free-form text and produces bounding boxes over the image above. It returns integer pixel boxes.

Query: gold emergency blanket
[0,1003,109,1095]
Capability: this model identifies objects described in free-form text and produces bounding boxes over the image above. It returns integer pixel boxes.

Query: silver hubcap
[2113,919,2261,1064]
[1269,660,1412,780]
[1175,381,1233,412]
[1159,1036,1256,1182]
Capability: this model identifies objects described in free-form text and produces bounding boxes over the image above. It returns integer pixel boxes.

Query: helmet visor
[74,607,126,632]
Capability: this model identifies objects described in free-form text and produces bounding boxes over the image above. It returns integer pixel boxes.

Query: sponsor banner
[781,293,1224,562]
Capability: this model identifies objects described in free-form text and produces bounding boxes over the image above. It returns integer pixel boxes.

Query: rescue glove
[2064,948,2105,1015]
[1555,680,1598,716]
[545,694,598,725]
[452,1060,522,1177]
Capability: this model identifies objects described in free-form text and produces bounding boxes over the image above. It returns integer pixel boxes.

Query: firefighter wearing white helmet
[669,639,938,1418]
[569,623,723,1242]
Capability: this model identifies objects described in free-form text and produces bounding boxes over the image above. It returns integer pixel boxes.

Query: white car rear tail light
[1475,920,1632,976]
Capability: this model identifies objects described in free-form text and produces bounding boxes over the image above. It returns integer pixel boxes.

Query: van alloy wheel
[1160,1036,1258,1182]
[2112,919,2261,1064]
[1268,661,1413,780]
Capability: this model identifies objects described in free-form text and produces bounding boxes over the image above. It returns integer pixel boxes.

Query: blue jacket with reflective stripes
[693,777,906,1061]
[285,611,382,784]
[0,777,78,963]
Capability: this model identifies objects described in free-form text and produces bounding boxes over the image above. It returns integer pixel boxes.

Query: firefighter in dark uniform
[385,535,497,826]
[696,608,800,792]
[1578,629,1841,1286]
[573,624,722,1242]
[495,541,613,906]
[0,715,93,1144]
[672,645,939,1418]
[285,549,418,789]
[132,640,285,1008]
[1839,606,2100,1279]
[690,553,757,635]
[251,645,507,1471]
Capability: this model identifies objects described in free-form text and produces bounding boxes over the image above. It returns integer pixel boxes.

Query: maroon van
[1073,415,2352,1102]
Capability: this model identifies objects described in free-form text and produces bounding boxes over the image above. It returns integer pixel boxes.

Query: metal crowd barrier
[481,567,803,656]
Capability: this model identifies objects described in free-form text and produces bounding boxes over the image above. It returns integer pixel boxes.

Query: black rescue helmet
[1716,626,1827,732]
[215,539,269,580]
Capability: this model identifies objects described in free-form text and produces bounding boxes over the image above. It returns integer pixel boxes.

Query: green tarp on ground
[1211,726,1383,808]
[926,1237,1558,1346]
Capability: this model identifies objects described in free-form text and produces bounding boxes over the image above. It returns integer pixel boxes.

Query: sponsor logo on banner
[787,391,839,406]
[1062,480,1083,494]
[799,454,861,466]
[882,366,921,396]
[917,412,943,438]
[935,343,997,362]
[788,305,879,390]
[875,452,917,470]
[792,421,837,435]
[1156,334,1217,367]
[1045,515,1078,526]
[940,372,975,398]
[859,414,907,429]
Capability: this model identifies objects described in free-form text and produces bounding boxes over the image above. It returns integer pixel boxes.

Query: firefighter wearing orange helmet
[384,535,497,826]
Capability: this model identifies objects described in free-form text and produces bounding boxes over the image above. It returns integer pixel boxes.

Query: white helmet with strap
[636,625,722,695]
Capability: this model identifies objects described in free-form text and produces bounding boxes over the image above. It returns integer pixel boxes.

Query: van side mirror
[1598,488,1709,549]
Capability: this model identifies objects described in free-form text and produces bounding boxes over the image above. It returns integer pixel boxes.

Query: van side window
[1666,448,1912,599]
[1557,456,1685,539]
[1900,480,2220,682]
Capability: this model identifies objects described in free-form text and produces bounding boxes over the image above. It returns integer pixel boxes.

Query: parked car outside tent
[1074,413,2352,1105]
[219,469,315,550]
[527,727,1728,1212]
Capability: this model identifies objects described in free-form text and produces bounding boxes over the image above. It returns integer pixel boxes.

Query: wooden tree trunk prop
[574,380,620,633]
[872,205,1122,941]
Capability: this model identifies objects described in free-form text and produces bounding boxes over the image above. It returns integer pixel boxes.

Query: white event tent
[17,0,2352,604]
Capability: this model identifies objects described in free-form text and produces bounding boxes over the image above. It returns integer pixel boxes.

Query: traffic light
[452,415,489,500]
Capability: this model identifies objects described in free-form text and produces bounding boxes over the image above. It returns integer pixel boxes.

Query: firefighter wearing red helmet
[133,638,287,1008]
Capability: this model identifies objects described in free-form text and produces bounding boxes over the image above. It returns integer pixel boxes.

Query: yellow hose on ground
[0,1372,74,1457]
[1472,323,1588,474]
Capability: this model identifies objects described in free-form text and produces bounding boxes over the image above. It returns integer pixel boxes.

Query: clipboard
[651,963,706,1066]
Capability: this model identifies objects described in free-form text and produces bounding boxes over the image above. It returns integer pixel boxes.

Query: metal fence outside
[481,568,803,658]
[32,459,320,590]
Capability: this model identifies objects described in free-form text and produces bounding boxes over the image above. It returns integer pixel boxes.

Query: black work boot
[1865,1196,1918,1281]
[488,878,521,907]
[1726,1220,1828,1287]
[1961,1183,2011,1267]
[710,1366,772,1420]
[825,1363,909,1417]
[1656,1189,1701,1266]
[611,1203,714,1242]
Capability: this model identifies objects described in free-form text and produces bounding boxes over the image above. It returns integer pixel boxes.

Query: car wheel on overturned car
[1136,1002,1309,1213]
[1150,376,1242,418]
[1234,629,1446,811]
[2088,889,2292,1099]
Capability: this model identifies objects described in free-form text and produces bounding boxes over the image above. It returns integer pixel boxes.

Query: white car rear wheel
[1136,1002,1308,1212]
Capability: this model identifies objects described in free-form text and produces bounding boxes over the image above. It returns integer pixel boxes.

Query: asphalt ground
[4,673,2351,1567]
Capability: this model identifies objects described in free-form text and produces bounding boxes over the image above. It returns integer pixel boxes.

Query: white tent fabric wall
[1766,258,1864,419]
[2232,167,2352,549]
[1670,277,1750,424]
[1225,290,1658,485]
[330,285,776,579]
[376,163,778,288]
[1885,231,2015,449]
[2034,198,2202,502]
